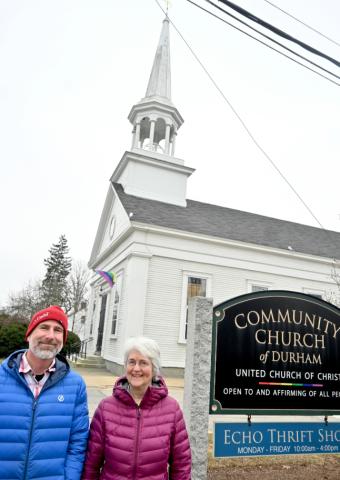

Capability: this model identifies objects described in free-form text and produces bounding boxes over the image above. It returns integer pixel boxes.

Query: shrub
[0,323,81,359]
[0,313,27,326]
[61,330,81,357]
[0,323,28,358]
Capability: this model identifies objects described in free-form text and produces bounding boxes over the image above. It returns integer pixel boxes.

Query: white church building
[85,17,340,376]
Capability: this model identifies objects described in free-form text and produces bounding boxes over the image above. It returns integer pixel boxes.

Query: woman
[82,336,191,480]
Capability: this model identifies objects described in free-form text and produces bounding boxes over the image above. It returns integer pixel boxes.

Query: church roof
[113,182,340,260]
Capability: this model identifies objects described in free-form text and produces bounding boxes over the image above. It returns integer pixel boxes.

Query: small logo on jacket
[58,395,64,402]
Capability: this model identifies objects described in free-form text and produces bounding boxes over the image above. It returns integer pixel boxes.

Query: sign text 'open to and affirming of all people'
[210,291,340,414]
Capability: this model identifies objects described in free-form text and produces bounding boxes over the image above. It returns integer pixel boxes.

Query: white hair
[123,336,161,376]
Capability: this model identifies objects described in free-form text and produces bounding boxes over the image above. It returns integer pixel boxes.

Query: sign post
[183,296,213,480]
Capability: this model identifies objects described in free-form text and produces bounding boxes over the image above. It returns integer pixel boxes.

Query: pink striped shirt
[19,352,56,399]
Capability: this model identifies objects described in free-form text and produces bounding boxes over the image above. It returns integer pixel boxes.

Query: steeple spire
[145,17,171,100]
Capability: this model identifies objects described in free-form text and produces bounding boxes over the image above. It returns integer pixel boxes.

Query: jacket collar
[3,349,70,387]
[113,375,168,407]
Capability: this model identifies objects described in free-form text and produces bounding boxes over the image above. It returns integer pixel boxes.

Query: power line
[217,0,340,68]
[202,0,340,83]
[186,0,340,87]
[154,0,326,230]
[262,0,340,49]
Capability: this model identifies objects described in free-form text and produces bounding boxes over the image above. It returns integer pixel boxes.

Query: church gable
[88,185,131,267]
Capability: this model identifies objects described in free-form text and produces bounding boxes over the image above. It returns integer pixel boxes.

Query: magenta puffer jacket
[82,376,191,480]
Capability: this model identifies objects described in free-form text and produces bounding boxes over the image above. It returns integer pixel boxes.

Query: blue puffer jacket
[0,350,89,480]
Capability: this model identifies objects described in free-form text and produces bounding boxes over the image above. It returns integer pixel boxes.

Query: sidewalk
[73,365,184,417]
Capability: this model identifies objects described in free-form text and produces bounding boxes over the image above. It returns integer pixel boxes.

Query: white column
[134,123,141,148]
[170,130,177,156]
[131,127,136,149]
[122,253,152,339]
[165,124,171,154]
[149,120,156,148]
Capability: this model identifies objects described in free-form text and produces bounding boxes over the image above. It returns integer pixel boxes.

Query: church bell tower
[111,17,194,207]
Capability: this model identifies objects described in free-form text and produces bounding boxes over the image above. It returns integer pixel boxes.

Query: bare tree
[8,280,45,322]
[325,261,340,308]
[64,261,90,331]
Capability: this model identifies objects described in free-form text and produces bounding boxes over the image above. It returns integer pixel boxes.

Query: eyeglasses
[127,359,151,368]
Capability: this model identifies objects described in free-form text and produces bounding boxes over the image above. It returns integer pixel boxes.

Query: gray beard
[29,343,62,360]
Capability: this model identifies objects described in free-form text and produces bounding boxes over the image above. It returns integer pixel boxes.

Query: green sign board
[210,291,340,415]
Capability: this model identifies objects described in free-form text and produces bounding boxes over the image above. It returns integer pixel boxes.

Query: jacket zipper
[23,398,38,480]
[13,360,65,479]
[132,406,141,480]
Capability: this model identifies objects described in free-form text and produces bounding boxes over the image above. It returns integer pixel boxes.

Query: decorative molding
[131,223,335,266]
[111,150,194,183]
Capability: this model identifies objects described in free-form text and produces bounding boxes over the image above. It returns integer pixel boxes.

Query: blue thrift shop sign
[214,422,340,457]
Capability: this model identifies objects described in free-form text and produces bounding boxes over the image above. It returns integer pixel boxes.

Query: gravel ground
[207,453,340,479]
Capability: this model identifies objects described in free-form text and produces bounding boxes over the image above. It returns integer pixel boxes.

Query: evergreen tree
[42,234,72,308]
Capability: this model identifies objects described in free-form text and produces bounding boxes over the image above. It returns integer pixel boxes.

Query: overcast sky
[1,0,340,307]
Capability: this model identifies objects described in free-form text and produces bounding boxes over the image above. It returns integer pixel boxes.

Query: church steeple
[111,17,194,207]
[145,17,171,100]
[128,17,183,157]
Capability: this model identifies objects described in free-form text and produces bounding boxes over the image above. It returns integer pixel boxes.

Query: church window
[247,280,271,293]
[109,216,116,240]
[179,272,211,343]
[303,288,324,299]
[251,285,269,292]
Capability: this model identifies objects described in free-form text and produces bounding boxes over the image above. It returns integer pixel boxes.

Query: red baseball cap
[25,305,68,343]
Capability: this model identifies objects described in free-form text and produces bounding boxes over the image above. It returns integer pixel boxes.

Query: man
[0,305,89,479]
